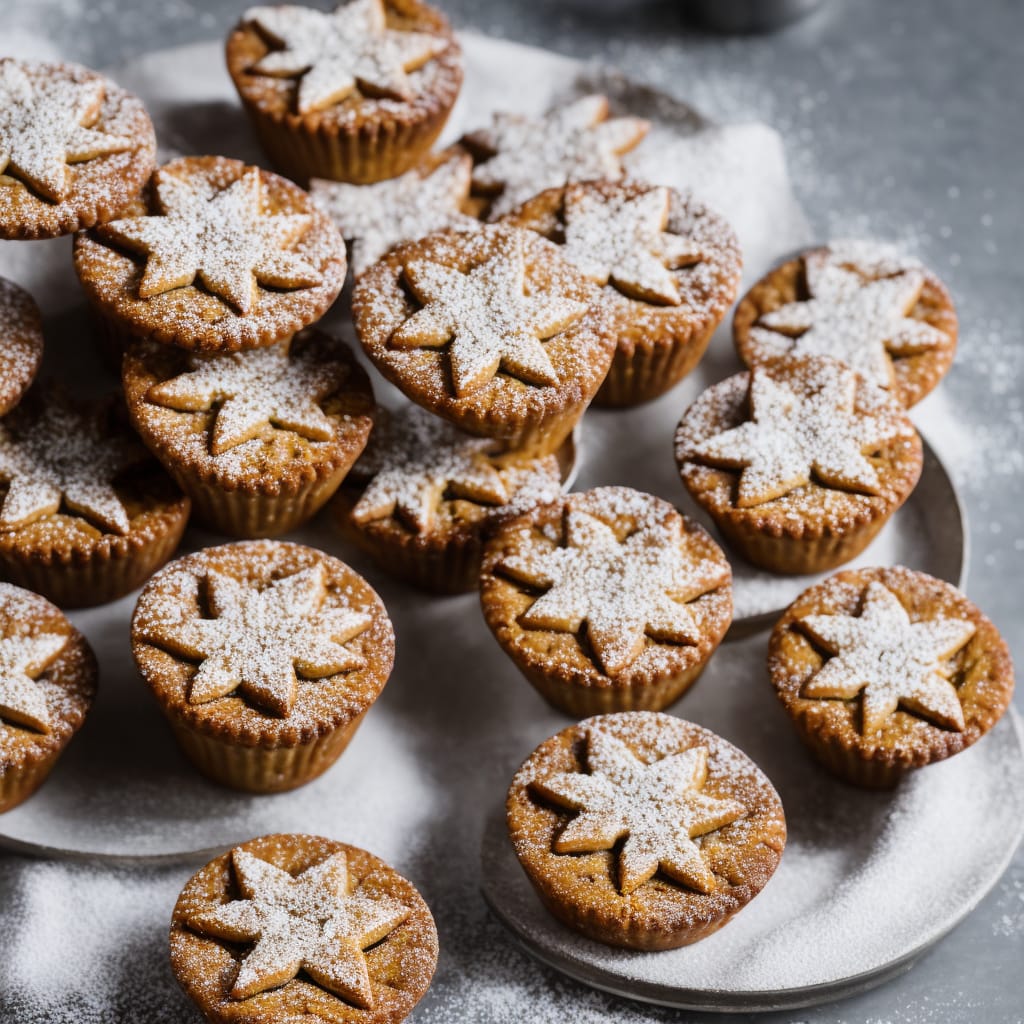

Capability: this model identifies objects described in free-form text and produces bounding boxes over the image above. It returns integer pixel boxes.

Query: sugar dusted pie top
[483,486,732,682]
[768,566,1015,769]
[311,151,477,276]
[533,726,746,895]
[75,156,346,352]
[0,58,131,202]
[245,0,450,114]
[742,241,952,393]
[100,165,321,315]
[346,403,562,535]
[691,360,903,506]
[507,712,786,943]
[464,95,649,218]
[171,834,438,1020]
[0,60,156,240]
[188,845,409,1005]
[0,278,44,416]
[0,582,96,763]
[123,331,375,491]
[675,356,923,532]
[132,541,394,737]
[0,392,146,536]
[798,580,976,734]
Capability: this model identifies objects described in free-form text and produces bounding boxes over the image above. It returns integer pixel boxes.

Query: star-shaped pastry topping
[692,363,901,507]
[391,227,588,397]
[0,398,144,535]
[99,167,321,315]
[0,631,68,734]
[311,154,477,276]
[246,0,449,114]
[534,728,746,894]
[350,405,507,534]
[146,341,347,455]
[798,581,976,734]
[139,565,372,716]
[189,848,409,1007]
[751,248,948,389]
[467,95,649,218]
[499,507,729,676]
[562,184,702,305]
[0,59,132,202]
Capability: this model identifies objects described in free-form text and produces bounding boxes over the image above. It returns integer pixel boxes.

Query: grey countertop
[3,1,1023,1021]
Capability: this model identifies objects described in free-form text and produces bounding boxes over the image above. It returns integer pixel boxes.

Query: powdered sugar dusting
[691,360,906,506]
[497,487,730,677]
[0,394,145,536]
[246,0,449,114]
[798,580,976,734]
[134,555,372,717]
[467,95,649,218]
[391,225,589,397]
[311,153,477,276]
[0,277,43,411]
[187,846,409,1005]
[748,242,949,390]
[0,58,131,203]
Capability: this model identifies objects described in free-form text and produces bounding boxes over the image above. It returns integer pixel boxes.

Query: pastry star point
[0,631,68,734]
[534,729,745,894]
[799,580,975,734]
[190,847,409,1008]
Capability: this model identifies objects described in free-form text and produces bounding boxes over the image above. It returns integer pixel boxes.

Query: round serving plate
[480,696,1024,1013]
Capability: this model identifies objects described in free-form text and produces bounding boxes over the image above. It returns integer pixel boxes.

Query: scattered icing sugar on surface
[0,58,131,203]
[187,847,409,1005]
[99,166,320,315]
[748,242,948,390]
[497,487,730,677]
[146,339,346,455]
[246,0,449,114]
[690,360,905,506]
[0,277,42,405]
[532,728,746,895]
[797,580,976,735]
[0,395,145,536]
[391,225,589,397]
[467,94,649,218]
[311,154,478,276]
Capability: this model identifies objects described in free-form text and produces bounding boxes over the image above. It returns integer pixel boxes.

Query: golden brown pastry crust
[73,156,347,353]
[225,0,463,185]
[0,278,44,416]
[507,712,786,950]
[122,330,375,537]
[503,180,742,407]
[0,583,97,812]
[170,833,438,1024]
[768,566,1015,788]
[131,540,394,791]
[353,225,615,456]
[733,246,957,408]
[674,355,924,575]
[479,486,733,715]
[0,60,156,240]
